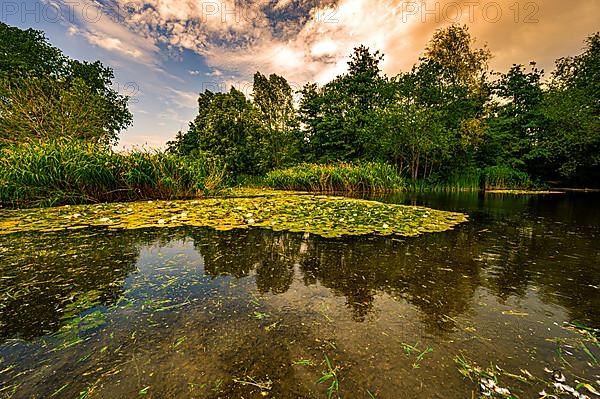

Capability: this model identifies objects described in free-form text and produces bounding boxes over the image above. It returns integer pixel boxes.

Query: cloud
[68,0,600,88]
[68,0,598,149]
[62,0,160,65]
[167,88,199,109]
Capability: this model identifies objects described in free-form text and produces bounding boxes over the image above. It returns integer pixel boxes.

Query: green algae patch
[0,192,467,238]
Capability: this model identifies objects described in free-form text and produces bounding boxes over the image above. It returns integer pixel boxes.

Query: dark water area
[0,192,599,398]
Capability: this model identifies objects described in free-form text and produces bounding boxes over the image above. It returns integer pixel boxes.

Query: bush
[262,162,404,192]
[0,139,225,207]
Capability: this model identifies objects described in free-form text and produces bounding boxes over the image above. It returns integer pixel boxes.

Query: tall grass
[406,169,482,192]
[262,162,405,193]
[482,165,531,190]
[0,139,225,207]
[405,166,532,192]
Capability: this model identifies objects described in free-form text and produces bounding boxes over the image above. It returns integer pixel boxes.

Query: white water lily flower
[180,212,188,218]
[247,218,255,224]
[246,212,253,218]
[99,217,110,222]
[72,213,81,218]
[383,223,389,229]
[126,208,133,212]
[157,219,166,224]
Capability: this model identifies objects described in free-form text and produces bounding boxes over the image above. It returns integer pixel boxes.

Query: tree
[417,25,492,172]
[0,23,66,80]
[252,72,300,167]
[484,63,545,172]
[169,88,267,175]
[378,70,451,180]
[0,77,130,146]
[424,24,491,94]
[299,45,391,162]
[538,33,600,182]
[0,22,132,145]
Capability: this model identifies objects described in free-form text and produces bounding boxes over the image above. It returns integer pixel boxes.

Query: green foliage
[0,189,468,238]
[262,162,404,192]
[537,32,600,182]
[174,87,266,175]
[298,26,490,179]
[299,46,391,162]
[0,77,130,147]
[167,26,598,188]
[485,63,545,172]
[0,22,132,145]
[168,74,299,175]
[0,139,224,207]
[406,169,482,192]
[0,22,65,80]
[252,72,301,167]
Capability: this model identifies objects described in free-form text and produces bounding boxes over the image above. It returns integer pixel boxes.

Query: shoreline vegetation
[0,139,580,210]
[0,140,563,210]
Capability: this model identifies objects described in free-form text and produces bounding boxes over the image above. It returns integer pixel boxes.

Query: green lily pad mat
[0,191,467,238]
[485,190,565,195]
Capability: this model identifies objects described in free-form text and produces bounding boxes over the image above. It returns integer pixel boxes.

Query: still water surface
[0,192,599,398]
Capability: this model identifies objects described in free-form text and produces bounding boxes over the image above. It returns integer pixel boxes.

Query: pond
[0,192,599,398]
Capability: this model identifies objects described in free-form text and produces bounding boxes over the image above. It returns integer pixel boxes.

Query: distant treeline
[0,22,599,201]
[168,25,599,187]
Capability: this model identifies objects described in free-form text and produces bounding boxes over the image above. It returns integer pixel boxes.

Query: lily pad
[0,191,467,238]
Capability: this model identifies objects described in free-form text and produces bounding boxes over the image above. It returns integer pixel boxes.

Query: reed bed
[0,139,224,207]
[262,162,405,193]
[482,165,531,190]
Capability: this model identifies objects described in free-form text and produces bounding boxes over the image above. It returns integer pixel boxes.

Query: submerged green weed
[317,354,340,399]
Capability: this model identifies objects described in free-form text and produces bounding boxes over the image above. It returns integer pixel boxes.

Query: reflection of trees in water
[0,229,142,340]
[192,229,299,294]
[482,218,600,328]
[193,214,600,331]
[3,201,598,342]
[193,228,483,330]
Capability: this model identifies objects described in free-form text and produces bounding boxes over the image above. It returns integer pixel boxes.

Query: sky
[2,0,599,149]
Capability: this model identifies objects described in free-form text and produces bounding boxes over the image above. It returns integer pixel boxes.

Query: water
[0,192,599,398]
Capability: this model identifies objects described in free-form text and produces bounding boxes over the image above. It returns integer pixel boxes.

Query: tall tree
[485,63,545,172]
[418,24,492,172]
[252,72,300,167]
[169,88,266,175]
[299,45,390,162]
